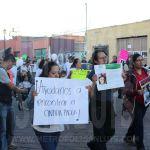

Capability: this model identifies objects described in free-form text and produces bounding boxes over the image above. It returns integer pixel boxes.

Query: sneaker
[87,141,96,150]
[137,146,145,150]
[124,136,136,146]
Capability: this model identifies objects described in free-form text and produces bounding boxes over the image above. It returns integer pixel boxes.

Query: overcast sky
[0,0,150,39]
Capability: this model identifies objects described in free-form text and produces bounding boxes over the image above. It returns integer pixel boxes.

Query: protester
[32,61,64,150]
[63,56,74,77]
[0,54,27,150]
[10,64,18,85]
[87,49,115,150]
[82,57,87,63]
[18,75,32,110]
[111,55,117,63]
[70,58,81,69]
[35,59,45,77]
[123,53,149,150]
[60,70,67,78]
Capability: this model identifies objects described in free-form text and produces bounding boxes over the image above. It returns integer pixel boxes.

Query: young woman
[32,61,64,150]
[70,58,81,69]
[124,53,149,150]
[87,49,115,150]
[35,59,45,77]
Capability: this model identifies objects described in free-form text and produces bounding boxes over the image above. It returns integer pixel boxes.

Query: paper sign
[117,49,129,63]
[33,77,89,125]
[139,76,150,107]
[71,70,90,80]
[94,63,124,91]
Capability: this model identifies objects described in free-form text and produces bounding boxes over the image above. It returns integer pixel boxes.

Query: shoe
[124,136,136,146]
[8,144,17,150]
[137,143,145,150]
[137,147,145,150]
[87,141,96,150]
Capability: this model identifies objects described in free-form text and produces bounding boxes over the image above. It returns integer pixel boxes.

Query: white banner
[94,64,124,91]
[33,77,89,125]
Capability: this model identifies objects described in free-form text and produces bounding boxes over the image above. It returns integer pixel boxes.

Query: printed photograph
[98,73,107,85]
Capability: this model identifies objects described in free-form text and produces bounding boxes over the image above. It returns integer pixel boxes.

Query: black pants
[34,129,60,150]
[90,101,115,150]
[126,101,147,149]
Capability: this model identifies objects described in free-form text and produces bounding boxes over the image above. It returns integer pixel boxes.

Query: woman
[33,61,64,150]
[87,49,115,150]
[35,59,45,77]
[70,58,81,69]
[124,53,149,150]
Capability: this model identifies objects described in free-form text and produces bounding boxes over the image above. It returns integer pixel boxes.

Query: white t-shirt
[21,65,28,73]
[19,81,31,89]
[35,68,42,77]
[63,62,72,77]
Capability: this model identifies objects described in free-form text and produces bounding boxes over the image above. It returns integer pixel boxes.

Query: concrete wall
[87,20,150,65]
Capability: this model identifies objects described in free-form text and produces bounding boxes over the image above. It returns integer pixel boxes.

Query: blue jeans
[0,102,15,150]
[34,129,60,150]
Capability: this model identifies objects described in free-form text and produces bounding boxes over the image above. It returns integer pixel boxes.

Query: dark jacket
[87,69,115,139]
[0,66,12,105]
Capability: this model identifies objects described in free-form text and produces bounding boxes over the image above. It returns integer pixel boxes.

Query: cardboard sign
[71,70,89,80]
[117,49,129,63]
[33,77,89,125]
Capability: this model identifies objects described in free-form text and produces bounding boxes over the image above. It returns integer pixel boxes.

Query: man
[111,55,117,63]
[0,54,26,150]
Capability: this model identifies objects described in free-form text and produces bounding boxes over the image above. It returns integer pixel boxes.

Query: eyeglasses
[99,56,108,60]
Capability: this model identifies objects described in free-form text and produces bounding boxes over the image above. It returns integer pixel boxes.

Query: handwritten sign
[71,70,89,80]
[33,77,89,125]
[117,49,129,63]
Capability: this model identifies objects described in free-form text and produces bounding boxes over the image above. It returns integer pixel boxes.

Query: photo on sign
[144,84,150,107]
[98,73,107,85]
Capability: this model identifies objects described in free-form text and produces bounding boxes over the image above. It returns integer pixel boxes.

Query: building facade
[0,35,85,62]
[87,20,150,65]
[0,36,49,59]
[50,35,85,64]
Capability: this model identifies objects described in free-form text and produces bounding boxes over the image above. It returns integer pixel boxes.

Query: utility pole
[85,3,88,56]
[3,29,6,50]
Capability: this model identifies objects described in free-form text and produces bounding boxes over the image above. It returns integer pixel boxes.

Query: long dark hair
[132,53,142,63]
[38,59,45,69]
[92,49,107,65]
[40,61,59,77]
[71,58,80,68]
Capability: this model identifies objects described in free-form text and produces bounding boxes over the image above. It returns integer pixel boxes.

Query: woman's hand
[19,88,28,93]
[92,74,98,83]
[32,91,38,97]
[85,85,92,93]
[122,72,127,81]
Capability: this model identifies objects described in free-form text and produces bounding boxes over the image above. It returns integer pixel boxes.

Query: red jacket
[125,68,148,105]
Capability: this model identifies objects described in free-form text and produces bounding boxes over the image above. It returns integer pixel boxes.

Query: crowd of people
[0,47,150,150]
